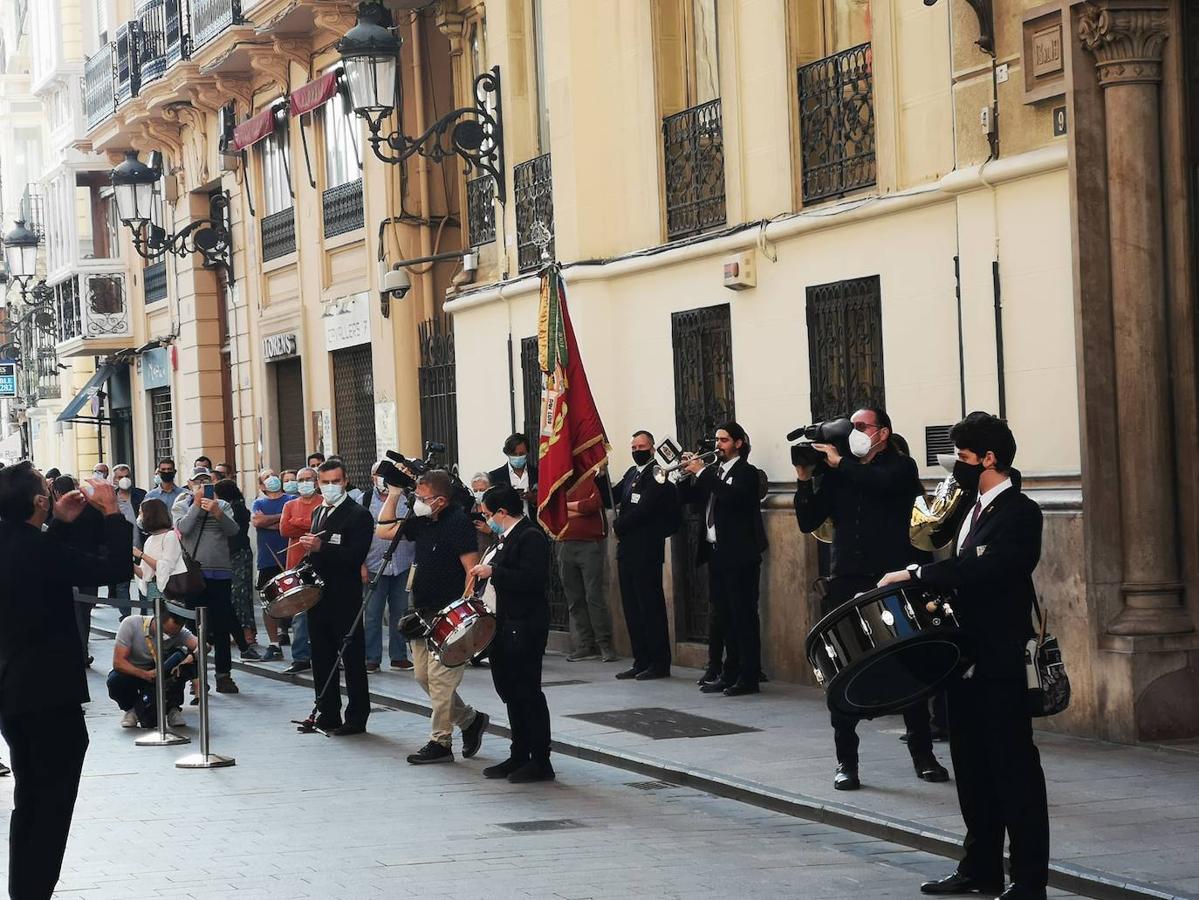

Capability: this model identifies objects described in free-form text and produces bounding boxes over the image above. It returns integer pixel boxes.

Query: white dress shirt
[705,457,739,544]
[956,477,1012,554]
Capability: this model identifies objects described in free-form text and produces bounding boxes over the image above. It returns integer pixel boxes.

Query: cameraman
[794,407,948,791]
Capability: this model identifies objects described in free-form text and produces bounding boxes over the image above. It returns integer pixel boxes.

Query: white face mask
[298,481,316,497]
[320,483,344,503]
[473,490,485,503]
[375,476,387,493]
[848,428,875,459]
[413,498,434,518]
[117,477,132,491]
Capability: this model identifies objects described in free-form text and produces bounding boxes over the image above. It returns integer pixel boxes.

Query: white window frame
[257,106,292,216]
[320,76,360,190]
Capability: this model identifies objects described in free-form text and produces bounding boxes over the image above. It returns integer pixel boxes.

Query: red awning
[290,71,340,118]
[229,106,277,152]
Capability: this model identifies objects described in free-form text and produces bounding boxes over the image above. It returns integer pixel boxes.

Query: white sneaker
[167,708,185,727]
[120,710,138,728]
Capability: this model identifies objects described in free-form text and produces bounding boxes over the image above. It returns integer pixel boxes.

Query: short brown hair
[138,498,172,532]
[417,469,453,499]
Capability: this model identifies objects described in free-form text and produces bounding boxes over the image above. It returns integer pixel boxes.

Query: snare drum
[261,562,324,618]
[804,583,972,719]
[427,597,497,667]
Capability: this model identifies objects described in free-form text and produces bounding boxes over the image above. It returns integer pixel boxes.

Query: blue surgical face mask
[320,483,344,503]
[264,476,282,493]
[298,481,316,497]
[283,480,299,494]
[508,454,527,469]
[487,516,505,535]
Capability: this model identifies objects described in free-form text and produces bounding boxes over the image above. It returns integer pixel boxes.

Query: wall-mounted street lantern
[110,151,233,273]
[2,220,40,290]
[338,1,506,201]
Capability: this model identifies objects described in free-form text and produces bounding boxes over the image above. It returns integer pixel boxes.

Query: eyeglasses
[853,422,880,433]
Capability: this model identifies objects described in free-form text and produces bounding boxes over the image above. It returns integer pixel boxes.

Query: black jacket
[0,515,133,716]
[306,499,374,603]
[613,465,679,563]
[678,457,768,566]
[488,461,538,493]
[485,518,550,624]
[917,484,1041,681]
[794,445,922,577]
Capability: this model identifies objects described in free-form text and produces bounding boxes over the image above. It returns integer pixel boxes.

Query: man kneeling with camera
[794,407,949,791]
[107,610,197,729]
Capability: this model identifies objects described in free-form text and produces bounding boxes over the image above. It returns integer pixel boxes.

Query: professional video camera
[787,417,853,468]
[380,442,474,513]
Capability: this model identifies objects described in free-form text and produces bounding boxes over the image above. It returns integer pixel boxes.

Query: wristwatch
[906,563,921,581]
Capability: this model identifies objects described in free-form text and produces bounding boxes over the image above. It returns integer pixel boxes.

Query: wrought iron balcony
[84,45,116,131]
[114,22,141,105]
[322,180,365,238]
[662,98,726,241]
[467,175,496,247]
[137,0,188,86]
[261,208,296,262]
[144,259,168,304]
[514,154,553,273]
[190,0,242,53]
[54,272,133,356]
[798,42,877,204]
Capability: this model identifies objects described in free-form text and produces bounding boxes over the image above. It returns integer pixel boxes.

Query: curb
[90,626,1193,900]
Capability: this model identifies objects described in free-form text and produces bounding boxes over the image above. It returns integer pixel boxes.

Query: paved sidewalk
[87,608,1199,899]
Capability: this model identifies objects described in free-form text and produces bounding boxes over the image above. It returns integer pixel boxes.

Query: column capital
[1079,1,1171,87]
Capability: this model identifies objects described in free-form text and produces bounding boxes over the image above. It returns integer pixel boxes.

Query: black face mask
[631,449,654,466]
[160,471,176,483]
[953,460,984,492]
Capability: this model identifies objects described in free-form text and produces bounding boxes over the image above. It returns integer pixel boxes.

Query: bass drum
[804,583,972,719]
[428,597,497,668]
[261,562,324,618]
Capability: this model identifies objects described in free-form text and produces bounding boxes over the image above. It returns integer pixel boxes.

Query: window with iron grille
[418,317,459,468]
[150,386,174,465]
[331,344,377,491]
[520,336,542,451]
[467,176,496,246]
[670,304,735,643]
[662,98,726,241]
[261,209,296,262]
[322,179,364,238]
[144,259,167,304]
[798,42,876,204]
[805,275,884,421]
[514,153,554,273]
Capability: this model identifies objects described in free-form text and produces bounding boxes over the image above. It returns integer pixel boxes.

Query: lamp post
[110,151,233,274]
[338,1,506,201]
[3,220,40,293]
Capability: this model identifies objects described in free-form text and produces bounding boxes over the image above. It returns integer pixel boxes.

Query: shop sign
[263,332,298,360]
[324,293,371,351]
[0,361,16,399]
[138,347,171,390]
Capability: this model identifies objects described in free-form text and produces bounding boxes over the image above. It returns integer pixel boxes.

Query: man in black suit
[488,433,538,517]
[879,412,1049,900]
[0,463,133,900]
[681,421,768,696]
[299,459,375,735]
[470,485,555,783]
[613,430,679,681]
[795,407,949,791]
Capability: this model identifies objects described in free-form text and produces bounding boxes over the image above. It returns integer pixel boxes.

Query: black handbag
[164,515,207,603]
[1025,596,1071,717]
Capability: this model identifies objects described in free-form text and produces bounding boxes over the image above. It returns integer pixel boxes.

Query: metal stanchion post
[136,595,190,747]
[176,606,235,769]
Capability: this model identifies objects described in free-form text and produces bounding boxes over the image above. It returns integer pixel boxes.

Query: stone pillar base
[1109,582,1194,636]
[1097,634,1199,741]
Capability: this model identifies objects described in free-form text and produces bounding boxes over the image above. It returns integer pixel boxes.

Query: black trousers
[490,618,551,762]
[195,579,243,675]
[824,575,933,767]
[75,586,96,657]
[707,552,761,687]
[948,676,1049,888]
[308,594,369,728]
[0,703,89,900]
[618,555,671,673]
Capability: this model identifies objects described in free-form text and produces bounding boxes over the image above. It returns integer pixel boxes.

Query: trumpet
[653,449,719,484]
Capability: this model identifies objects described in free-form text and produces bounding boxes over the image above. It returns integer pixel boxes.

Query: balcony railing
[514,154,554,273]
[262,208,296,262]
[322,179,364,238]
[662,98,726,241]
[798,42,876,204]
[191,0,242,52]
[84,45,116,131]
[136,0,188,85]
[144,259,168,304]
[55,273,132,347]
[114,22,141,105]
[467,175,496,246]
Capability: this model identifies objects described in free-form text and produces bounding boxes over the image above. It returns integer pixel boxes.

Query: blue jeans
[109,581,131,619]
[291,611,311,662]
[364,571,411,664]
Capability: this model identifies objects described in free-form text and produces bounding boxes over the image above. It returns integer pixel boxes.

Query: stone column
[1080,1,1193,635]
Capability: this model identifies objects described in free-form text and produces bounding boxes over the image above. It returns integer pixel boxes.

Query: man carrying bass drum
[879,412,1049,900]
[469,485,555,783]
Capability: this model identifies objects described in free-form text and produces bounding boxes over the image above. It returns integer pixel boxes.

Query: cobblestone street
[1,645,1076,900]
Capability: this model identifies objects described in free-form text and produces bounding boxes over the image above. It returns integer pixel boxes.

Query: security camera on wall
[382,265,411,300]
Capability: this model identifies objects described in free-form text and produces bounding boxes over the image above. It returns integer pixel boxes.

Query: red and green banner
[535,264,609,537]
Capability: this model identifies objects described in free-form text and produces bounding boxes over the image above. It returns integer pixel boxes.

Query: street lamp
[109,150,233,273]
[337,1,506,201]
[3,220,39,289]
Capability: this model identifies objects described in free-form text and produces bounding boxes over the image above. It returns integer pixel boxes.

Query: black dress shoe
[284,660,312,674]
[615,667,643,680]
[930,726,950,742]
[331,723,366,736]
[997,886,1045,900]
[483,757,527,779]
[920,872,1003,895]
[314,717,343,732]
[696,668,720,686]
[635,668,669,681]
[700,679,730,694]
[723,681,760,696]
[407,741,454,765]
[913,754,950,782]
[508,759,555,783]
[833,764,860,791]
[461,712,489,759]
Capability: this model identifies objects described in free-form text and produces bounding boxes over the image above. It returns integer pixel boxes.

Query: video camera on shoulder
[787,417,853,468]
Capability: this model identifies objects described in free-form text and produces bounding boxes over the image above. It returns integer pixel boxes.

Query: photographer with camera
[794,407,948,791]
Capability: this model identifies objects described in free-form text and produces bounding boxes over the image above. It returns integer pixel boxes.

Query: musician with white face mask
[794,406,948,792]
